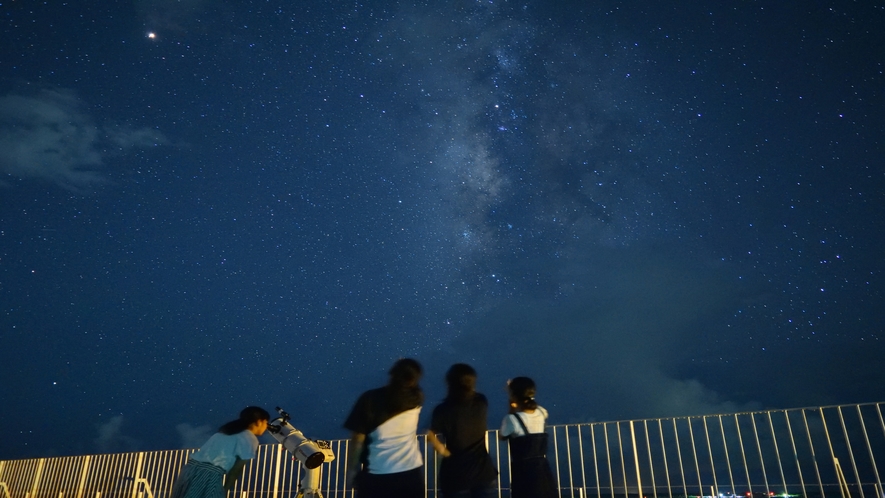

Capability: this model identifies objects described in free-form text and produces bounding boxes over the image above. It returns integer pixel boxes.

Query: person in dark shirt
[344,358,425,498]
[427,363,498,498]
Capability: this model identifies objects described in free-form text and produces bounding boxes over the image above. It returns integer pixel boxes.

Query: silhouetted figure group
[345,359,558,498]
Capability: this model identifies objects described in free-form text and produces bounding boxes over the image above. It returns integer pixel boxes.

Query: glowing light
[147,32,157,39]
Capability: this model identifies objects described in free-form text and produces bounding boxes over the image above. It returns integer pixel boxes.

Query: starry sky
[1,0,883,460]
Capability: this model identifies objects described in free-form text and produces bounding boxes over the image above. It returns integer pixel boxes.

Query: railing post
[703,416,718,498]
[75,456,91,498]
[271,443,282,498]
[630,421,642,498]
[858,405,883,498]
[687,418,703,497]
[31,459,47,498]
[130,454,145,498]
[133,479,153,498]
[835,458,851,498]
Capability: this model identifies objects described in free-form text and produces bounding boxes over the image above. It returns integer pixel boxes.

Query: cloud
[449,243,759,423]
[176,423,213,449]
[94,415,142,454]
[0,88,166,192]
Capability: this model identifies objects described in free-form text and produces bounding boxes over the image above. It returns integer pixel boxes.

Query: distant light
[147,32,157,39]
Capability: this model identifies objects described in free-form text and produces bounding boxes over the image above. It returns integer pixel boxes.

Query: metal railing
[2,402,885,498]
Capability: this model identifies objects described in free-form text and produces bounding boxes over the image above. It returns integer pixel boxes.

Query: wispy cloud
[449,244,759,422]
[0,88,166,192]
[176,423,213,449]
[94,415,142,454]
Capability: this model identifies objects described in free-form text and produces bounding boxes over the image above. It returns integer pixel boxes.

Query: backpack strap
[511,412,532,436]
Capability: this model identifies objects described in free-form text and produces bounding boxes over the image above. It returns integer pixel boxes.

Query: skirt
[170,459,226,498]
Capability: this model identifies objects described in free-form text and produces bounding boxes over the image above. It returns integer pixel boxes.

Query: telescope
[267,407,335,498]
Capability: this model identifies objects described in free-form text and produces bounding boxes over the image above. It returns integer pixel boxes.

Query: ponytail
[508,377,539,411]
[218,406,270,435]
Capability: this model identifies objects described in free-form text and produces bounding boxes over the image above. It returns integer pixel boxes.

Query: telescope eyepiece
[275,406,291,422]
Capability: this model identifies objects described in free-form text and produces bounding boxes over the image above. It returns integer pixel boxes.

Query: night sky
[1,0,883,460]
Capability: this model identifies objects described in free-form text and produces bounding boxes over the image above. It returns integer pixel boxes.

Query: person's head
[507,376,538,411]
[445,363,477,402]
[219,406,271,436]
[388,358,423,389]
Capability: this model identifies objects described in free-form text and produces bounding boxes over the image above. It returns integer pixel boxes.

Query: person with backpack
[499,377,558,498]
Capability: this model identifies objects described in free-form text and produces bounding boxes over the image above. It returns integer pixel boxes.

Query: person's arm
[426,429,451,457]
[345,432,366,488]
[224,458,247,490]
[499,414,514,440]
